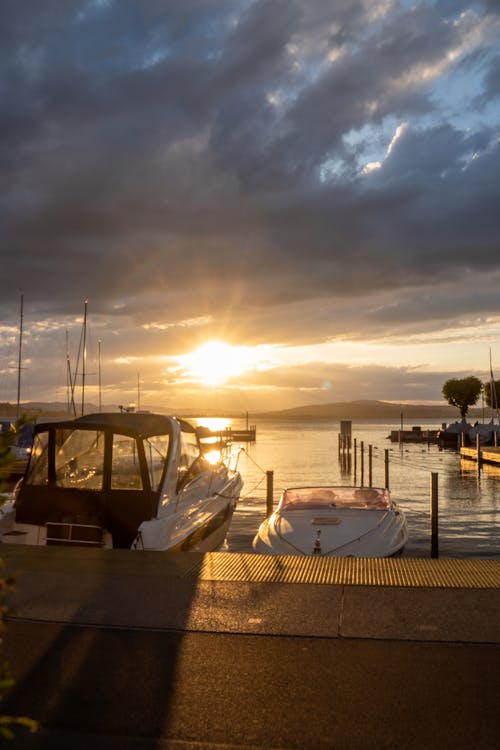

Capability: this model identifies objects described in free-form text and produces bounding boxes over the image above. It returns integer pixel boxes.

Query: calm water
[202,417,500,559]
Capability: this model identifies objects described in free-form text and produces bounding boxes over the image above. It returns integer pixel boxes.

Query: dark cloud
[1,0,499,405]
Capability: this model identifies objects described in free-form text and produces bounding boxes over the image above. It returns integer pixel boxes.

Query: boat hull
[133,475,242,552]
[0,479,241,553]
[253,487,408,557]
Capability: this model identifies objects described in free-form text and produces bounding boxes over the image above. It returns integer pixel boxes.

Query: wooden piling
[476,433,481,478]
[368,444,373,487]
[266,470,274,518]
[430,472,439,559]
[360,441,364,487]
[338,423,352,472]
[384,448,389,489]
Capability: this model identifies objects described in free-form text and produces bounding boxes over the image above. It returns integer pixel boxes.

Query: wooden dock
[197,425,256,445]
[460,445,500,466]
[389,428,439,443]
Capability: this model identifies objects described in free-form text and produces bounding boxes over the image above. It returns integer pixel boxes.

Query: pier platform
[461,444,500,465]
[1,546,499,750]
[388,427,439,443]
[197,425,256,444]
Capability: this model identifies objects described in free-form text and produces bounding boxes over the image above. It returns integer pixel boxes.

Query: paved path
[1,547,499,749]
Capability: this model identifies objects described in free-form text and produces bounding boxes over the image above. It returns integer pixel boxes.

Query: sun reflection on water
[196,418,233,465]
[195,417,231,431]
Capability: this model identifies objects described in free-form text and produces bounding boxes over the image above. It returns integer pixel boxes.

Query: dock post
[360,441,364,487]
[384,448,389,489]
[476,433,481,477]
[266,470,274,517]
[339,421,352,471]
[368,445,373,487]
[430,472,439,559]
[353,438,357,481]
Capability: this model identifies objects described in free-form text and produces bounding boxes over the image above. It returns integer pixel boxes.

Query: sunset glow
[1,2,500,413]
[176,341,264,386]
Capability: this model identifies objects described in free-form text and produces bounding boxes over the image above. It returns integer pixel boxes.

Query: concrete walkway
[1,547,499,749]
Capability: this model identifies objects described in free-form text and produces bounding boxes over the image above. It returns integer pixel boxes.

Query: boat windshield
[26,429,107,490]
[144,434,170,490]
[26,426,171,493]
[279,486,391,511]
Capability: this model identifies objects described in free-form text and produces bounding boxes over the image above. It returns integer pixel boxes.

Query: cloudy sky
[1,0,500,412]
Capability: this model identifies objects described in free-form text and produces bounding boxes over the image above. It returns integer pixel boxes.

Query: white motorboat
[0,412,243,552]
[252,485,408,557]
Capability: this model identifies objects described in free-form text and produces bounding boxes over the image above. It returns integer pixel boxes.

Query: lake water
[200,417,500,559]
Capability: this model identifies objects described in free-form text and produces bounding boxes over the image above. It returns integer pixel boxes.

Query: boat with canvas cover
[252,485,408,557]
[0,412,243,551]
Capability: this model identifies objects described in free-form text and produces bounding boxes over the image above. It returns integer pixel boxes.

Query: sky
[1,0,500,413]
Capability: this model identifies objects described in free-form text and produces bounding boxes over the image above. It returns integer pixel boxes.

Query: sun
[177,340,260,386]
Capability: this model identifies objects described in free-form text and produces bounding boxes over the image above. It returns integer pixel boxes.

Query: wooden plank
[460,445,500,464]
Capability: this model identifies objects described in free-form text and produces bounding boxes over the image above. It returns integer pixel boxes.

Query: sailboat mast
[66,329,77,416]
[16,293,23,421]
[98,339,102,412]
[81,299,88,416]
[490,347,499,424]
[66,329,70,413]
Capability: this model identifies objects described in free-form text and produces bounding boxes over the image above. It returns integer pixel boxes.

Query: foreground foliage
[0,419,38,740]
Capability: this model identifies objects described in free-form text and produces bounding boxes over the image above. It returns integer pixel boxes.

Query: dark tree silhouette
[442,376,482,419]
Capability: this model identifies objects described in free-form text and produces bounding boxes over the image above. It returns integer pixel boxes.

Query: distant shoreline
[1,399,495,423]
[252,400,492,421]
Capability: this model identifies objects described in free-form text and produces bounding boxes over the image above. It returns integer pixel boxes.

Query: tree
[442,376,482,419]
[483,380,500,411]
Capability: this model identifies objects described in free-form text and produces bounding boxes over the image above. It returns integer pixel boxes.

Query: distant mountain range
[254,399,489,421]
[1,399,492,422]
[0,402,250,419]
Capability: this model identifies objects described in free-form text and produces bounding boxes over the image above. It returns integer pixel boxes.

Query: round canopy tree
[442,376,482,419]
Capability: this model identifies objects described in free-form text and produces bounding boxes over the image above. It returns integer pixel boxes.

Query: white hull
[0,488,240,553]
[132,480,241,552]
[253,486,408,557]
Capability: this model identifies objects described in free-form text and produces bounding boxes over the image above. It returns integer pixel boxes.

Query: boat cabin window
[144,434,170,490]
[26,431,50,485]
[111,434,143,490]
[55,429,105,490]
[177,427,202,491]
[280,486,391,511]
[25,428,147,492]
